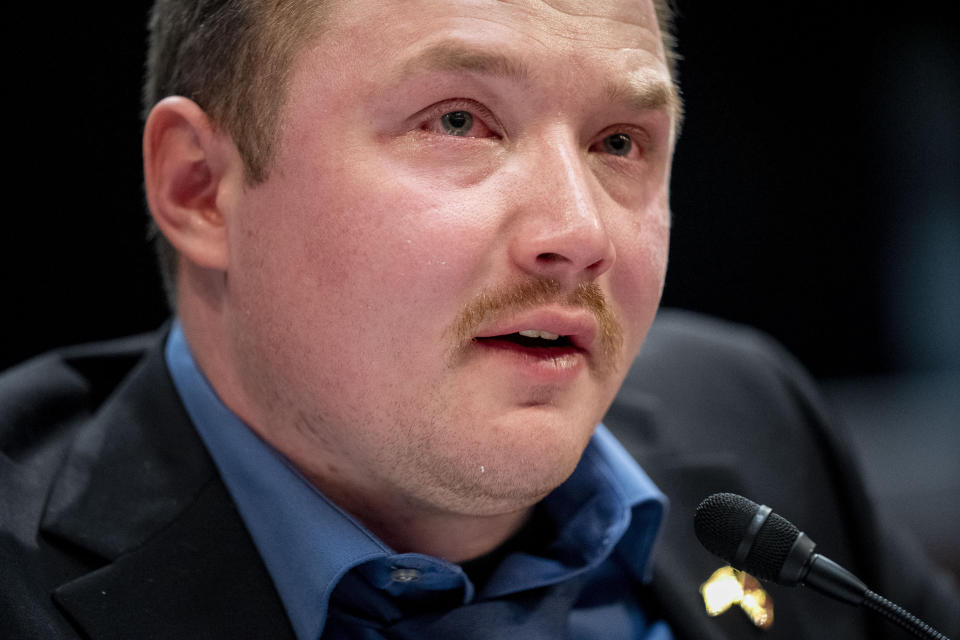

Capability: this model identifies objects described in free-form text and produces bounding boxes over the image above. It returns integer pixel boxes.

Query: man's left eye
[588,129,650,161]
[601,133,632,156]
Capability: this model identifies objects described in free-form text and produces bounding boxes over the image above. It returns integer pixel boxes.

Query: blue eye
[440,111,474,136]
[602,133,632,156]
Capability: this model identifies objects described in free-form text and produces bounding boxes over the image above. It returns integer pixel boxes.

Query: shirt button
[390,567,422,583]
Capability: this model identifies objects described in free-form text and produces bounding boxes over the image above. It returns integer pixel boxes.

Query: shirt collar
[165,321,666,638]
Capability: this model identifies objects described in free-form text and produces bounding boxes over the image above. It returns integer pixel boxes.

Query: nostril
[536,252,569,264]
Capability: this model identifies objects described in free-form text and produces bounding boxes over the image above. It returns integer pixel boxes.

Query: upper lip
[473,307,598,354]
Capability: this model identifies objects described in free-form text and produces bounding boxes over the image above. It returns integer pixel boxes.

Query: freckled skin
[185,0,675,560]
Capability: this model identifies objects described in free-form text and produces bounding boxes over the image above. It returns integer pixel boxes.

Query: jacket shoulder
[0,331,169,639]
[0,332,157,464]
[608,309,831,454]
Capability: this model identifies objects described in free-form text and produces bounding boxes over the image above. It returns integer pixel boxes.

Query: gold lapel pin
[700,566,774,630]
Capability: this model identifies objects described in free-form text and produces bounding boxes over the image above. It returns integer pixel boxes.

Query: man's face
[219,0,675,519]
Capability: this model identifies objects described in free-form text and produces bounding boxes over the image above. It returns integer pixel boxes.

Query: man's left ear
[142,96,242,272]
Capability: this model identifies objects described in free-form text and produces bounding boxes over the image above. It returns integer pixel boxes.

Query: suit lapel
[639,453,767,640]
[40,337,295,639]
[52,477,295,640]
[40,340,213,559]
[606,380,762,639]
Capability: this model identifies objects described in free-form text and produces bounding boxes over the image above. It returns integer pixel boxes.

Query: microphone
[694,492,952,640]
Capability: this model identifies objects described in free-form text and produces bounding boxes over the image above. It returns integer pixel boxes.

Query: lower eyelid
[590,140,641,159]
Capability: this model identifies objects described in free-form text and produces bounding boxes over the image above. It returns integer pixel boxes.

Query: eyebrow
[604,75,682,120]
[399,41,531,82]
[399,40,681,120]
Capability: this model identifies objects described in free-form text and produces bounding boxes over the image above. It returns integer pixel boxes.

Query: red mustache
[449,278,623,375]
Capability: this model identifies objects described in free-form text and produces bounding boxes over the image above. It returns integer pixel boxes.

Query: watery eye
[440,111,474,136]
[602,133,633,157]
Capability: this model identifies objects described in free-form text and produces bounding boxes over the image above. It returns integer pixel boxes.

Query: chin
[416,415,595,516]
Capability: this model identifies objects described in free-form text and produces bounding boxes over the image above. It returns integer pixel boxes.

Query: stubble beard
[250,276,629,519]
[389,277,628,515]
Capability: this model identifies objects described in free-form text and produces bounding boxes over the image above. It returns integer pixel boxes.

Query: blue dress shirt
[165,322,673,639]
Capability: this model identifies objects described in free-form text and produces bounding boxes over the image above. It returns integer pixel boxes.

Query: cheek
[316,166,501,305]
[230,165,500,367]
[609,210,670,348]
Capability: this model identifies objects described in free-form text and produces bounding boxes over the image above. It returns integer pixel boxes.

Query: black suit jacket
[2,311,957,639]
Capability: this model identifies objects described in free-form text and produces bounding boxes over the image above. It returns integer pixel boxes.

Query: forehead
[501,0,663,45]
[313,0,667,73]
[291,0,673,117]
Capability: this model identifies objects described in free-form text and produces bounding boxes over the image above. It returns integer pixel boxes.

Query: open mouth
[475,331,577,351]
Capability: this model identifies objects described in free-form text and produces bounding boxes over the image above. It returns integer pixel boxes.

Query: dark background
[3,2,958,575]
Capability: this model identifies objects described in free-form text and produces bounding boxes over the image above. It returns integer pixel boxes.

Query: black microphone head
[695,492,802,581]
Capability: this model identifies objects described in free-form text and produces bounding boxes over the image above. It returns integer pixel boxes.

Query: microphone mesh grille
[694,492,756,562]
[694,492,800,580]
[746,511,799,580]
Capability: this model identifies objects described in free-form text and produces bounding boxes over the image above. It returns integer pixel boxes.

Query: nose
[507,134,615,286]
